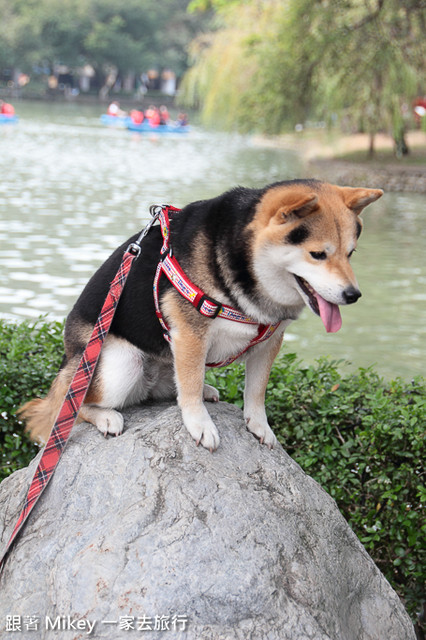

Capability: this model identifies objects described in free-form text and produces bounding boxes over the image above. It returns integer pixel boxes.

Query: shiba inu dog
[19,180,382,451]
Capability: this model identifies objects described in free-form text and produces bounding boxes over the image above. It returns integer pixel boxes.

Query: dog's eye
[348,249,356,259]
[310,251,327,261]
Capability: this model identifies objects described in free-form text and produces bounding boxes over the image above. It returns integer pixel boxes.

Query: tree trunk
[394,132,409,159]
[368,131,375,158]
[99,66,118,100]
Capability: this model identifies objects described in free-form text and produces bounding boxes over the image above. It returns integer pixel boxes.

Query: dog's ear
[278,193,319,221]
[340,187,383,214]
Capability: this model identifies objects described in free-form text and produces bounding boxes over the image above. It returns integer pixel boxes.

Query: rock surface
[0,402,415,640]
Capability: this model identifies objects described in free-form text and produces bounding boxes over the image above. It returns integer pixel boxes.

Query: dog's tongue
[315,293,342,333]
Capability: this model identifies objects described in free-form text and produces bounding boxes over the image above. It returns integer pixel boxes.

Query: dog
[19,179,383,451]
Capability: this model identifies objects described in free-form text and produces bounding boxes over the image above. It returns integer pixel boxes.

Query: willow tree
[181,1,284,131]
[182,0,425,155]
[303,0,425,156]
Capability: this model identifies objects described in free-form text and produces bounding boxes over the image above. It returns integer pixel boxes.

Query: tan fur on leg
[244,327,286,447]
[163,291,220,451]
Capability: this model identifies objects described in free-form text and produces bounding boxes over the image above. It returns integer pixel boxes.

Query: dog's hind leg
[78,405,124,437]
[203,383,219,402]
[78,334,148,437]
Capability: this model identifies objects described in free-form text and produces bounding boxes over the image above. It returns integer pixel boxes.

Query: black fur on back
[170,185,267,307]
[66,225,172,357]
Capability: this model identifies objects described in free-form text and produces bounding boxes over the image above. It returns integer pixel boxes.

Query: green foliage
[181,0,425,146]
[1,319,424,623]
[0,318,64,480]
[0,0,206,77]
[207,354,425,622]
[188,0,241,12]
[180,2,272,130]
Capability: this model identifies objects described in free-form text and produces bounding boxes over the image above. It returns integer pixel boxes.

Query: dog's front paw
[203,383,220,403]
[181,406,220,452]
[245,416,277,449]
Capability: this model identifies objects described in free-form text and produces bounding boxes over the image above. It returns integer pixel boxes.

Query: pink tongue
[315,293,342,333]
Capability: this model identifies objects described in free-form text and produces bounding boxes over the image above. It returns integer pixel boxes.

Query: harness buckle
[160,247,171,261]
[196,294,222,318]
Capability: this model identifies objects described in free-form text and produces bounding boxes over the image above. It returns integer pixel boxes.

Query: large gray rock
[0,402,415,640]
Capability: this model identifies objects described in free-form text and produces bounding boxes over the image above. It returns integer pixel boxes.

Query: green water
[1,100,425,380]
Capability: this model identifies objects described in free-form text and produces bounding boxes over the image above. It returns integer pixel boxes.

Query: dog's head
[249,180,383,332]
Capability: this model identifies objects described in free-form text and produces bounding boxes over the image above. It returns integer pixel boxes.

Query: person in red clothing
[0,100,15,116]
[130,109,144,124]
[146,106,160,127]
[159,105,170,125]
[413,96,426,125]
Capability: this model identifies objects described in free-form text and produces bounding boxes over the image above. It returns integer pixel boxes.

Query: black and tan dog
[20,180,383,451]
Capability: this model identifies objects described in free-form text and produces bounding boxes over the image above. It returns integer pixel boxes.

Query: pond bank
[253,130,426,193]
[307,158,426,193]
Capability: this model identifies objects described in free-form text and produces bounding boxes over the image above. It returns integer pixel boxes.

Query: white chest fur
[205,317,290,364]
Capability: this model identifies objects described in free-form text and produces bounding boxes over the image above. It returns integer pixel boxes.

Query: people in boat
[107,100,126,117]
[176,112,188,127]
[145,105,160,127]
[159,105,170,125]
[0,100,15,116]
[130,109,144,125]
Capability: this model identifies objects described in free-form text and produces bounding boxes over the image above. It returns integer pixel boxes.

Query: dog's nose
[343,286,362,304]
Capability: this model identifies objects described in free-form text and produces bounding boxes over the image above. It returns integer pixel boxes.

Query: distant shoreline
[307,157,426,193]
[254,130,426,193]
[0,89,177,108]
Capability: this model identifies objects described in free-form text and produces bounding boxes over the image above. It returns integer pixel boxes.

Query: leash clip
[149,204,166,218]
[127,242,142,257]
[127,209,162,258]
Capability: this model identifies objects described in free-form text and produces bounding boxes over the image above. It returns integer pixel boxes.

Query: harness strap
[0,239,145,573]
[156,205,259,324]
[206,323,280,368]
[153,205,281,366]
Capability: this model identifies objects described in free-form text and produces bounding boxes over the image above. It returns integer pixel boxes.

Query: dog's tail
[18,362,74,445]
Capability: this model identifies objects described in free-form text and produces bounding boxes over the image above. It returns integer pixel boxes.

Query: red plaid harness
[152,204,281,367]
[0,205,280,572]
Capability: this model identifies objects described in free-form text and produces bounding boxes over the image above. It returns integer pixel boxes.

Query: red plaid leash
[0,213,160,573]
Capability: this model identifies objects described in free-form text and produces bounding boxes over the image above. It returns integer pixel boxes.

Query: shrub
[0,318,64,479]
[0,319,424,627]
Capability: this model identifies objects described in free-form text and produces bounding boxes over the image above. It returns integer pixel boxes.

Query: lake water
[1,101,425,380]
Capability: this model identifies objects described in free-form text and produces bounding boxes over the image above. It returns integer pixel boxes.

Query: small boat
[127,121,189,134]
[100,113,189,134]
[100,114,131,127]
[0,114,18,124]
